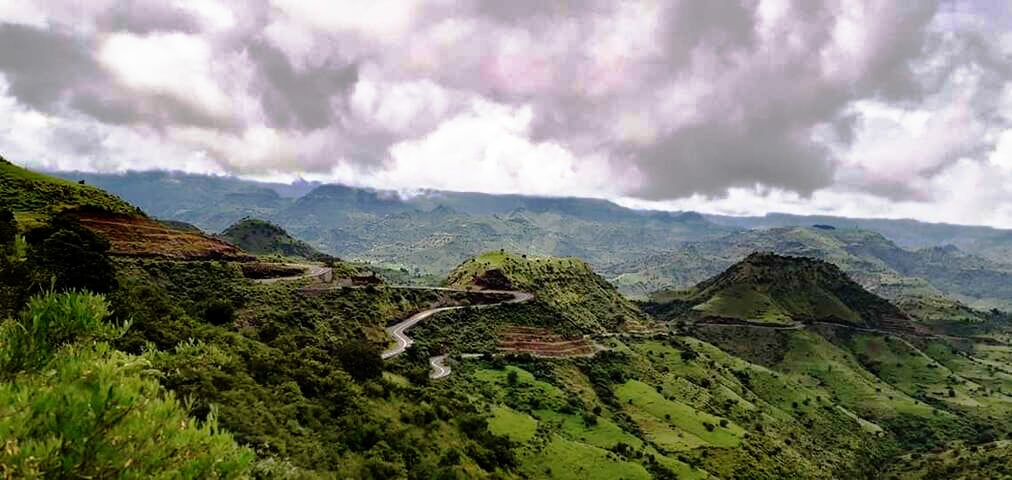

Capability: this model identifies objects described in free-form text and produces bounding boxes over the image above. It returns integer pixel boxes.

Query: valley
[3,160,1012,479]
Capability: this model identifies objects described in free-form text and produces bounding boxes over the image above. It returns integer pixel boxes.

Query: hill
[0,159,248,260]
[0,157,140,228]
[219,218,329,260]
[446,251,656,334]
[649,252,913,330]
[607,226,1012,311]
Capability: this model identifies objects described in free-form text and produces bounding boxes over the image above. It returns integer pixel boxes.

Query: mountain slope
[1,157,140,228]
[650,252,914,330]
[0,159,247,260]
[52,170,735,274]
[219,218,329,260]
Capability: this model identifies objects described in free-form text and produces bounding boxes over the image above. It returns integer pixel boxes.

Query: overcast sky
[1,1,1010,226]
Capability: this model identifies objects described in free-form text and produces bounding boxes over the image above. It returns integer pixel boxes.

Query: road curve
[256,267,533,378]
[380,289,534,361]
[429,355,451,379]
[253,264,332,284]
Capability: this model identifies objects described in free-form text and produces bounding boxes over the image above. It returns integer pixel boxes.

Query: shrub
[201,298,235,326]
[0,291,253,478]
[28,218,117,294]
[0,290,127,375]
[336,339,383,382]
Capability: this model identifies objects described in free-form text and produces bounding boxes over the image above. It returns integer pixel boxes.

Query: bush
[0,291,253,478]
[0,290,127,375]
[336,339,383,382]
[201,298,235,326]
[0,208,15,248]
[28,218,117,294]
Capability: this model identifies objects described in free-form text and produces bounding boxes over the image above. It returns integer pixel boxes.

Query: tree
[336,339,383,381]
[201,298,235,326]
[0,291,253,478]
[28,216,116,294]
[0,208,15,248]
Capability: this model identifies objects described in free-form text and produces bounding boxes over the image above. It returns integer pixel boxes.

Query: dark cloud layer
[0,0,1009,224]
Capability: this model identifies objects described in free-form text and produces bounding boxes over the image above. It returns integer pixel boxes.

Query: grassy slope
[654,252,910,329]
[611,226,1012,311]
[0,159,140,228]
[219,218,328,260]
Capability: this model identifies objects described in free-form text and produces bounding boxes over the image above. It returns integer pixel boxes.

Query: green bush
[201,299,236,326]
[28,218,117,294]
[0,290,127,375]
[0,291,253,478]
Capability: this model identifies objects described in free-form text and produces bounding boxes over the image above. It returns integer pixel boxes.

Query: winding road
[380,290,534,378]
[255,265,534,378]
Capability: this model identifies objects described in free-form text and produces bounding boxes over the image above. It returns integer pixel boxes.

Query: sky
[0,0,1010,227]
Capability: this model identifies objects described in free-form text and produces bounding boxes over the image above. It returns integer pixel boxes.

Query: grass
[534,409,643,450]
[0,160,140,228]
[446,251,655,334]
[489,405,538,443]
[520,435,652,480]
[615,380,744,448]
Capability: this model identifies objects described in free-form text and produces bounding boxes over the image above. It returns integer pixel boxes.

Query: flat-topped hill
[447,251,657,334]
[654,252,913,329]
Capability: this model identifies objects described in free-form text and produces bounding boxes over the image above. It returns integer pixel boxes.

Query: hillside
[649,252,913,330]
[446,251,656,334]
[219,218,329,260]
[607,226,1012,311]
[0,157,141,228]
[0,159,248,260]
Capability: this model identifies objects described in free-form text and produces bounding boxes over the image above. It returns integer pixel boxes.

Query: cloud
[0,0,1010,227]
[98,32,232,118]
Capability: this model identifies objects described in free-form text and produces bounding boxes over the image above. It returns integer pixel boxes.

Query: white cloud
[368,100,638,198]
[0,0,49,28]
[349,73,454,134]
[98,32,231,117]
[269,0,424,42]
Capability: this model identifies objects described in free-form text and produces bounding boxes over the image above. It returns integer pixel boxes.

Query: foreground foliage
[0,291,253,478]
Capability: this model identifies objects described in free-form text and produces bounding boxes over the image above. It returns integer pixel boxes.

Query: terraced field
[497,326,599,357]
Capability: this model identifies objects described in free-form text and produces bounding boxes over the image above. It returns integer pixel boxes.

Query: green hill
[0,157,141,228]
[0,159,248,260]
[650,252,912,329]
[219,218,329,260]
[607,226,1012,311]
[447,251,656,334]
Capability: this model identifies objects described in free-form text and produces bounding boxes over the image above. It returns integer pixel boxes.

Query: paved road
[259,266,534,377]
[254,264,332,284]
[429,355,451,379]
[380,290,534,361]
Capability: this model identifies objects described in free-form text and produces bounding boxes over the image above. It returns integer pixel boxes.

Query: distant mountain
[707,212,1012,265]
[56,170,734,274]
[607,226,1012,311]
[646,252,913,331]
[50,170,1012,285]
